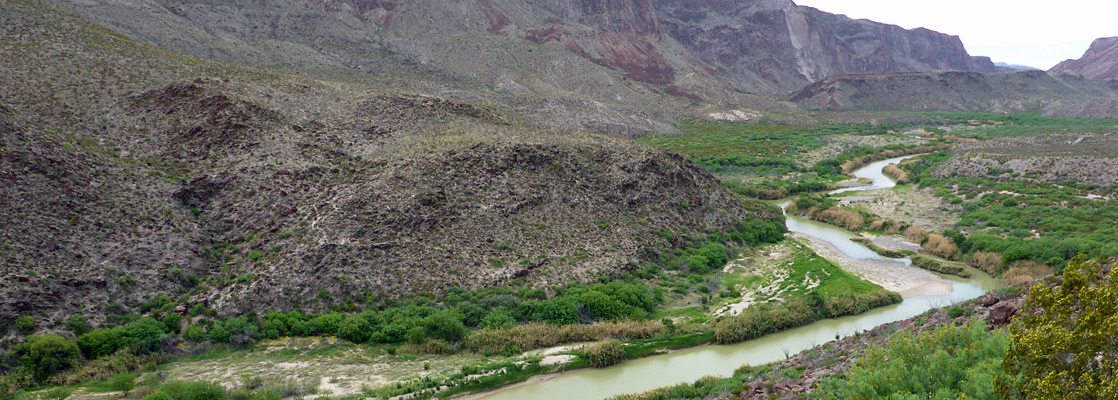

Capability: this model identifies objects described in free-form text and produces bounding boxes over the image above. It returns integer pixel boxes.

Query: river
[479,156,1001,400]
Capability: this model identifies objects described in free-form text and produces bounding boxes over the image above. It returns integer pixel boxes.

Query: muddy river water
[479,156,1002,400]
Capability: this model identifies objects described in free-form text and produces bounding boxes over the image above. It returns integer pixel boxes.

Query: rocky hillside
[1051,37,1118,80]
[788,70,1118,118]
[0,0,779,324]
[51,0,996,134]
[932,133,1118,186]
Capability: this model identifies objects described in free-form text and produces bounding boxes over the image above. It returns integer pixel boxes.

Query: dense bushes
[582,340,626,368]
[15,335,80,382]
[713,290,901,344]
[999,255,1117,399]
[77,318,166,359]
[815,321,1010,400]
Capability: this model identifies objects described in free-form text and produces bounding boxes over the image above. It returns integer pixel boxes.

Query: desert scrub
[814,321,1009,400]
[911,255,971,278]
[582,340,626,368]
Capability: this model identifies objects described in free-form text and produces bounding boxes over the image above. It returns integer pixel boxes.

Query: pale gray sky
[794,0,1118,69]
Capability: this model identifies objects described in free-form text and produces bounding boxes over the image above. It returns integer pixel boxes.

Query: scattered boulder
[988,302,1019,325]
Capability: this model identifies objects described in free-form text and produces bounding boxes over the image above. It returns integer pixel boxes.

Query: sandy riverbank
[791,233,954,298]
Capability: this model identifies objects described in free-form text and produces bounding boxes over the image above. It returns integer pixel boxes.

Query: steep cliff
[53,0,998,131]
[1051,37,1118,80]
[654,0,996,93]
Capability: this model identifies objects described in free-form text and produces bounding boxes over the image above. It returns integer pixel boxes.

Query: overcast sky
[794,0,1118,69]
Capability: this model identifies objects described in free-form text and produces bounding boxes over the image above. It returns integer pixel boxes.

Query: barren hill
[788,70,1118,118]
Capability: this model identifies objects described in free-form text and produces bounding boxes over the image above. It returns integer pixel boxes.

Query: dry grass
[1001,261,1055,285]
[903,225,928,243]
[817,209,865,231]
[967,252,1004,274]
[922,234,958,259]
[882,163,908,183]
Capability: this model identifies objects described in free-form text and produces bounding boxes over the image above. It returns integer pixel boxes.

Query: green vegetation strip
[911,255,971,278]
[849,238,907,258]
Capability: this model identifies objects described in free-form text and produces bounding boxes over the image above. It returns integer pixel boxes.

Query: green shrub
[479,308,515,329]
[337,316,373,344]
[15,335,80,382]
[183,325,206,341]
[501,344,522,357]
[66,316,91,336]
[815,321,1007,399]
[77,318,167,359]
[582,340,626,368]
[999,255,1118,398]
[108,372,136,394]
[161,313,182,334]
[15,316,35,333]
[947,306,969,318]
[424,310,467,342]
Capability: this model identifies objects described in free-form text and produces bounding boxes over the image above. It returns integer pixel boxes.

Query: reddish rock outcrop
[1051,37,1118,80]
[988,302,1019,326]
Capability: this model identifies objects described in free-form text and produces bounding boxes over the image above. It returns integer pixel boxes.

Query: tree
[108,372,136,396]
[337,315,373,344]
[423,309,467,342]
[16,334,80,382]
[997,255,1118,399]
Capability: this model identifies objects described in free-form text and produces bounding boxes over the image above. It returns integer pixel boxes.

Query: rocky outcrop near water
[1051,36,1118,80]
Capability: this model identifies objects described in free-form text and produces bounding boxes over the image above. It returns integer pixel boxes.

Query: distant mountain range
[994,62,1039,71]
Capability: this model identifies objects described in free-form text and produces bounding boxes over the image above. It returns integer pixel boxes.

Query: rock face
[788,70,1118,118]
[1051,37,1118,80]
[655,0,995,93]
[55,0,998,129]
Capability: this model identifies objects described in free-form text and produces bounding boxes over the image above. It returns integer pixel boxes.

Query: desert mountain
[1051,36,1118,80]
[0,0,779,322]
[789,70,1118,118]
[54,0,995,134]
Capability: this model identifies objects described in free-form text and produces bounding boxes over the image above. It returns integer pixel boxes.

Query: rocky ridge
[788,70,1118,118]
[0,0,779,324]
[51,0,1000,135]
[1051,36,1118,81]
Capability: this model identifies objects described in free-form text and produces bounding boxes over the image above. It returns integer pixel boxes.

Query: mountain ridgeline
[56,0,998,134]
